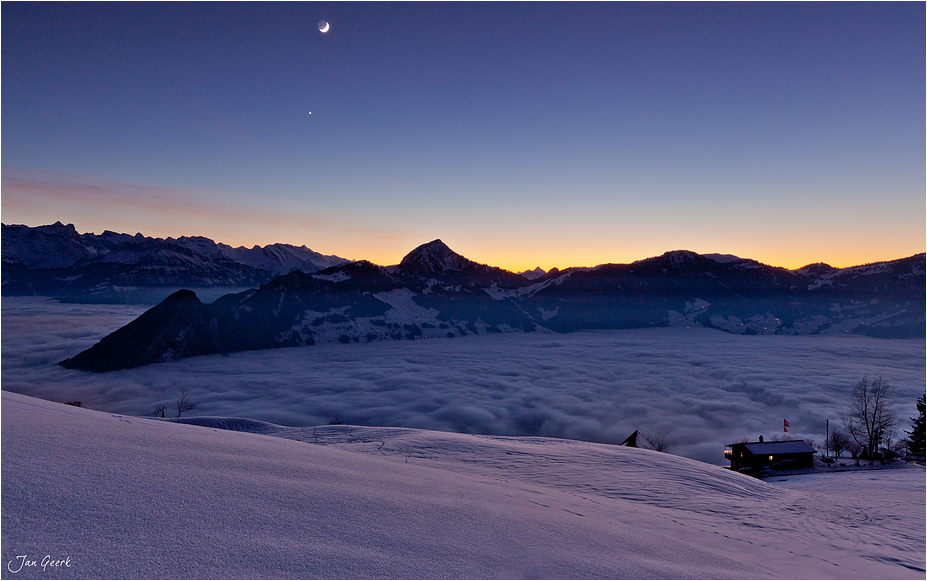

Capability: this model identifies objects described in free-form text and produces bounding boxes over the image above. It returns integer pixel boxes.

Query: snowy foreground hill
[2,391,923,579]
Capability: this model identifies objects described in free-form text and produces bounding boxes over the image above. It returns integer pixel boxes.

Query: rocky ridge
[59,239,926,371]
[2,222,348,302]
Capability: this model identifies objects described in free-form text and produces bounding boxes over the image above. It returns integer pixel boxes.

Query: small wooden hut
[724,438,815,471]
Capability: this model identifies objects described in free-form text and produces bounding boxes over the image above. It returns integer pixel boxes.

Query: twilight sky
[2,2,924,271]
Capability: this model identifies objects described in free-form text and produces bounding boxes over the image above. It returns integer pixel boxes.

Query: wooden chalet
[724,437,816,471]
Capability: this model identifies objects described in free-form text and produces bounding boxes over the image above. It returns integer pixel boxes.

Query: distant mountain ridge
[59,238,926,371]
[2,222,348,302]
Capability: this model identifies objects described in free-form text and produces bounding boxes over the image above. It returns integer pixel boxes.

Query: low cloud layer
[3,297,924,464]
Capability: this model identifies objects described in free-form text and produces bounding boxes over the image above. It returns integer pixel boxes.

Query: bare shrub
[646,434,671,453]
[827,429,851,458]
[176,392,195,418]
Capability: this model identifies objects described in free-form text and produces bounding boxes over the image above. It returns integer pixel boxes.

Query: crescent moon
[318,20,330,33]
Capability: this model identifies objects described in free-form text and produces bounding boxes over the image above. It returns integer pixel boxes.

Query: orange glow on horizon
[3,167,922,276]
[2,216,920,275]
[368,244,924,274]
[477,252,924,275]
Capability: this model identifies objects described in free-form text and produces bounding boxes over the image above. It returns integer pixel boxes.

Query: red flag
[784,418,789,432]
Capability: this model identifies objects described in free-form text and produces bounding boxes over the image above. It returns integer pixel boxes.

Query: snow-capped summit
[219,242,346,276]
[396,239,480,275]
[518,267,547,280]
[1,223,350,301]
[1,221,108,269]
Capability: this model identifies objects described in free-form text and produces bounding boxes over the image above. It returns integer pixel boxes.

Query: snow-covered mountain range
[2,222,348,302]
[60,238,925,371]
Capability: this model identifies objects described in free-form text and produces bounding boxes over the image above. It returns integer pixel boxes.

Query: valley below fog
[2,296,924,465]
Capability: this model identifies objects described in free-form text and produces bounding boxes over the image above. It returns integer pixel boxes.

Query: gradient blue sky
[3,2,924,270]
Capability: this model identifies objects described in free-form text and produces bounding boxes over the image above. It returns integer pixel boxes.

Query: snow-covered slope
[0,222,116,269]
[2,391,922,579]
[175,236,346,276]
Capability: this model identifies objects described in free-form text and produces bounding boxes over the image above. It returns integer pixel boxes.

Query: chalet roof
[620,430,656,451]
[741,441,816,455]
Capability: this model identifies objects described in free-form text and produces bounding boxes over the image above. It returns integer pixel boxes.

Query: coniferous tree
[905,394,925,458]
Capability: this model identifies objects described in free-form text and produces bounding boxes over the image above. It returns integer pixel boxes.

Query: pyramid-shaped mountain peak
[419,239,450,252]
[398,239,476,275]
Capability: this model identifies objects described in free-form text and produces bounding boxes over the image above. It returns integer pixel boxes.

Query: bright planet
[318,20,329,33]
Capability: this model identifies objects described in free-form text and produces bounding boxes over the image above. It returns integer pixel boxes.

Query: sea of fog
[2,296,924,464]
